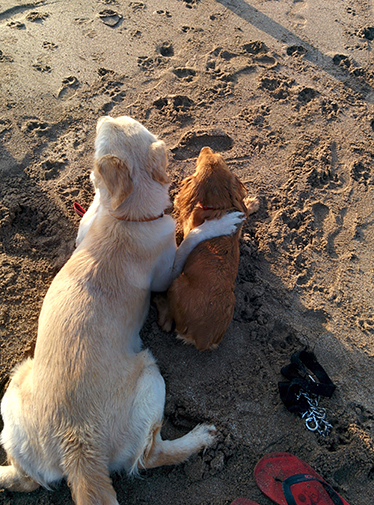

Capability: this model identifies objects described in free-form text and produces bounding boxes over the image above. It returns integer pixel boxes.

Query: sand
[0,0,374,504]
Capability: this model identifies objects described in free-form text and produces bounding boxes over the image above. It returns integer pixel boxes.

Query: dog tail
[62,431,118,505]
[66,459,118,505]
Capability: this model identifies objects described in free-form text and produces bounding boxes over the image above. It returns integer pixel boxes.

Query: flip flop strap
[282,473,344,505]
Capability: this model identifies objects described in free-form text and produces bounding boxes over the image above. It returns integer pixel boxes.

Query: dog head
[175,147,248,236]
[92,116,170,215]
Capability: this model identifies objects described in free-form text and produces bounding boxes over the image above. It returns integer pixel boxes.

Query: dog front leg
[151,211,245,292]
[171,210,246,280]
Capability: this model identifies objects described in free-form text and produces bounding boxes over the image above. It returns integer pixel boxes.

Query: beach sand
[0,0,374,504]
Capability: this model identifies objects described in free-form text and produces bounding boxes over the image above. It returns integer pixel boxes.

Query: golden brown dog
[0,118,246,505]
[156,146,259,351]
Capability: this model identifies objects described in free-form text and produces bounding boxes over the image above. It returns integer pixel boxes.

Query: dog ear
[230,176,248,214]
[149,140,170,184]
[96,154,133,210]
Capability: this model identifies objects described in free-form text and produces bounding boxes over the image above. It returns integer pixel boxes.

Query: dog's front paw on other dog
[189,209,247,237]
[156,146,259,351]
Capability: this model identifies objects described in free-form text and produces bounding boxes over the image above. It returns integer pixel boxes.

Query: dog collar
[110,212,164,222]
[73,202,164,222]
[197,202,218,211]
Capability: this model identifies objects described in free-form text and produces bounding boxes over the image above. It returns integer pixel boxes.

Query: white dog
[0,116,244,505]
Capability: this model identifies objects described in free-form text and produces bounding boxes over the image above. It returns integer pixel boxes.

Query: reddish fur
[157,147,258,350]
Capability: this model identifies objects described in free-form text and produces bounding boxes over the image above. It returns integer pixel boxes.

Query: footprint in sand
[289,0,307,29]
[254,54,277,68]
[286,45,307,56]
[42,41,58,50]
[182,0,199,9]
[0,119,12,140]
[242,41,268,55]
[73,17,97,38]
[172,67,196,82]
[181,26,201,33]
[101,90,127,114]
[94,70,126,114]
[39,158,67,181]
[32,55,51,73]
[130,29,142,39]
[323,207,359,259]
[21,119,49,136]
[157,41,174,57]
[153,95,194,116]
[242,40,278,68]
[241,41,278,69]
[26,12,49,22]
[57,76,80,100]
[130,2,145,12]
[269,320,302,354]
[206,48,246,83]
[356,26,374,41]
[321,98,339,118]
[137,55,166,71]
[333,54,352,69]
[350,159,372,185]
[7,20,25,30]
[258,72,294,100]
[297,86,318,103]
[207,42,276,85]
[0,50,13,63]
[170,130,234,160]
[98,9,122,27]
[156,10,172,18]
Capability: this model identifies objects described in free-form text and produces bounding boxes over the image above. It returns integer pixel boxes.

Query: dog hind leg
[142,423,216,469]
[0,464,40,492]
[153,294,174,332]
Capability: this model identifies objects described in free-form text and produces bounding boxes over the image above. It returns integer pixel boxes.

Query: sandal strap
[282,473,344,505]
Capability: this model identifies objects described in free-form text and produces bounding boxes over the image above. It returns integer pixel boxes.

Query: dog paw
[219,210,246,233]
[192,424,217,447]
[244,196,260,215]
[196,210,246,237]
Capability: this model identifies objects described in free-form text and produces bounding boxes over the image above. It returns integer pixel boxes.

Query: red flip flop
[254,452,350,505]
[230,500,259,505]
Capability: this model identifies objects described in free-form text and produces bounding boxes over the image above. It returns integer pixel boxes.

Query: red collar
[110,212,164,222]
[74,202,164,222]
[197,202,219,211]
[73,202,86,217]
